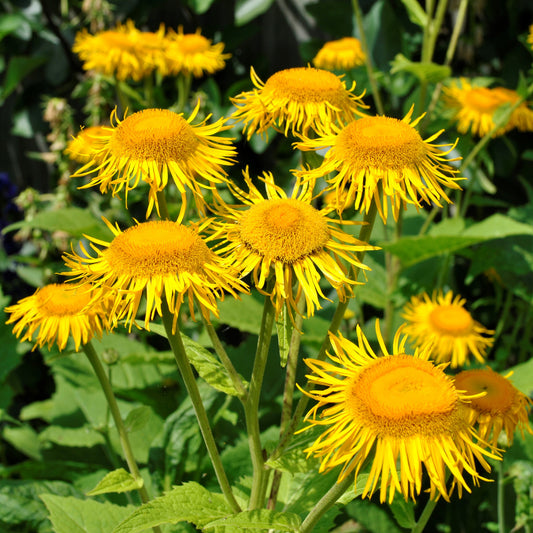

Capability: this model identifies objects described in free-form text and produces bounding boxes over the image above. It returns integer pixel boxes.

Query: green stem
[201,315,248,400]
[82,342,161,533]
[175,73,192,113]
[160,305,241,513]
[421,0,435,62]
[352,0,385,115]
[156,190,170,220]
[300,474,354,533]
[411,497,439,533]
[426,0,449,62]
[245,289,276,509]
[497,460,506,533]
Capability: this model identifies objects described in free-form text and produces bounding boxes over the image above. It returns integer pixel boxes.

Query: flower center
[105,221,212,277]
[264,67,346,104]
[238,198,330,262]
[36,284,92,316]
[429,305,473,336]
[455,370,515,414]
[349,355,458,437]
[178,34,210,53]
[110,109,199,163]
[336,116,426,170]
[465,87,510,113]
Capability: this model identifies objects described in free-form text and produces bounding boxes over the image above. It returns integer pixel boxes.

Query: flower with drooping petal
[455,368,533,447]
[296,108,462,222]
[71,104,236,219]
[5,283,110,351]
[65,125,109,164]
[62,218,248,331]
[402,291,494,368]
[313,37,366,71]
[300,321,500,503]
[230,66,367,139]
[209,169,375,318]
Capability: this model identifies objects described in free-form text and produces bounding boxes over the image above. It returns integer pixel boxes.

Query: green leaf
[205,509,302,531]
[41,494,136,533]
[0,55,47,102]
[399,0,427,27]
[124,406,151,433]
[38,425,106,448]
[389,498,416,529]
[215,293,265,335]
[235,0,275,26]
[506,358,533,396]
[3,424,42,460]
[390,54,451,83]
[0,13,32,41]
[186,0,217,14]
[87,469,143,496]
[112,482,231,533]
[275,304,292,367]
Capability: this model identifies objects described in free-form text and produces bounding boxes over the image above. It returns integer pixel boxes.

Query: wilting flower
[313,37,366,71]
[73,20,166,81]
[296,108,462,222]
[209,169,374,318]
[402,291,494,368]
[443,78,533,136]
[71,104,236,219]
[162,27,230,77]
[65,125,108,164]
[62,218,248,331]
[4,283,109,351]
[300,321,499,503]
[455,368,533,447]
[230,66,367,139]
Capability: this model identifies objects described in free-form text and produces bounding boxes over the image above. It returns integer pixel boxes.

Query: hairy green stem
[411,497,439,533]
[246,290,276,509]
[160,304,241,513]
[175,73,192,113]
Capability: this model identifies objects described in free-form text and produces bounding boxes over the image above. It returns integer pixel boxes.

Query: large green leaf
[112,482,231,533]
[38,425,105,448]
[41,494,136,533]
[507,358,533,396]
[398,0,427,26]
[205,509,302,531]
[214,293,265,335]
[87,469,143,496]
[235,0,275,26]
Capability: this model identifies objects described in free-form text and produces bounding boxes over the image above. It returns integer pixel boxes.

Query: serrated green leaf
[87,469,143,496]
[389,498,416,529]
[276,304,292,367]
[390,54,451,83]
[205,509,302,531]
[399,0,427,26]
[112,482,231,533]
[124,406,151,433]
[41,494,136,533]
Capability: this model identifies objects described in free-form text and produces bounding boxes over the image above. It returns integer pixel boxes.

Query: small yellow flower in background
[300,322,499,503]
[230,66,367,139]
[162,27,230,78]
[455,368,533,447]
[528,24,533,50]
[71,104,236,219]
[65,126,108,164]
[312,37,366,71]
[296,108,462,222]
[4,283,109,351]
[402,291,494,368]
[209,169,375,318]
[443,78,533,136]
[73,20,166,81]
[62,219,248,331]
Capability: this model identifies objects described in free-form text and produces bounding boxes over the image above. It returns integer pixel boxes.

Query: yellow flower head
[162,27,230,77]
[443,78,533,136]
[529,24,533,50]
[62,219,248,331]
[209,169,375,318]
[65,125,108,164]
[230,66,367,139]
[73,20,166,81]
[300,322,499,503]
[455,368,533,447]
[4,283,109,351]
[312,37,366,71]
[71,105,236,219]
[296,108,462,222]
[402,291,494,368]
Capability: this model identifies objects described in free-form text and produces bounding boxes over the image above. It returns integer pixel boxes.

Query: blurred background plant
[1,1,533,532]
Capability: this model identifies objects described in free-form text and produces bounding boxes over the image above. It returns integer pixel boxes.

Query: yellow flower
[529,24,533,50]
[73,20,166,81]
[162,27,230,77]
[230,66,367,139]
[71,105,236,219]
[455,368,533,447]
[300,322,499,503]
[296,108,462,222]
[65,125,108,164]
[443,78,533,136]
[4,283,109,351]
[209,169,374,318]
[312,37,366,71]
[402,291,494,368]
[62,219,248,331]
